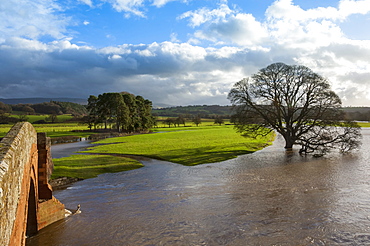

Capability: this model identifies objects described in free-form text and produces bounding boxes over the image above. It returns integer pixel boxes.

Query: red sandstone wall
[38,197,66,230]
[0,122,66,246]
[0,122,37,246]
[9,144,38,246]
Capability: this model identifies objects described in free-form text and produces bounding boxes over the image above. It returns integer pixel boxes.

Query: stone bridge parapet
[0,122,65,246]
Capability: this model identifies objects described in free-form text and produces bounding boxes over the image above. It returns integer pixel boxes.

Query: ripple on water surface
[27,130,370,245]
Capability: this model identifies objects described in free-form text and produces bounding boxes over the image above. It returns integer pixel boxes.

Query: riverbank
[83,125,275,166]
[49,177,83,190]
[50,125,275,182]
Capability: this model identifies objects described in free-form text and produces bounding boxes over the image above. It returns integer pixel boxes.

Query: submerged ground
[27,128,370,245]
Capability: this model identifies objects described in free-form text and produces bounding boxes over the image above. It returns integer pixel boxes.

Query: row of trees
[4,101,87,116]
[152,105,232,119]
[0,102,12,115]
[86,92,155,132]
[162,115,224,128]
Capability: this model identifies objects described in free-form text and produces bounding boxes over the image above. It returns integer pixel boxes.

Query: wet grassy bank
[51,124,275,180]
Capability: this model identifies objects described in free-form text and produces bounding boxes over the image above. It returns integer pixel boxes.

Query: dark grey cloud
[2,0,370,106]
[0,40,264,105]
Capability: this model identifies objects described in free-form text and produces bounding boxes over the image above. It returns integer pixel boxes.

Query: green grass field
[52,154,143,179]
[357,122,370,127]
[51,124,274,179]
[9,114,74,123]
[0,123,93,138]
[83,125,275,166]
[2,119,368,181]
[32,123,93,138]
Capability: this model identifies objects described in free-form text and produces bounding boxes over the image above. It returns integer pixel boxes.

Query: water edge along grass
[52,154,144,179]
[50,124,274,180]
[82,124,275,166]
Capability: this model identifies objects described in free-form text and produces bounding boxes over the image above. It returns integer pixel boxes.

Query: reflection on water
[51,140,94,159]
[27,130,370,245]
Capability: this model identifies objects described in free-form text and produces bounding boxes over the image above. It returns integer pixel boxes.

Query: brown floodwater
[27,129,370,245]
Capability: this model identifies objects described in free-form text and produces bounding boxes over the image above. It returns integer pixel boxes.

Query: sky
[1,0,370,106]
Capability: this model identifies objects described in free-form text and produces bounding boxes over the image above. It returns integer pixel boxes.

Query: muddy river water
[27,129,370,245]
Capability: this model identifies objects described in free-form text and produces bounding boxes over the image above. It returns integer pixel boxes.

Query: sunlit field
[52,154,143,179]
[0,123,93,138]
[357,122,370,127]
[1,119,368,139]
[83,124,275,166]
[32,123,93,138]
[9,113,74,123]
[1,119,367,181]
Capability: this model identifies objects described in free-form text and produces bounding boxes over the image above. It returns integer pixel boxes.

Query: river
[27,129,370,245]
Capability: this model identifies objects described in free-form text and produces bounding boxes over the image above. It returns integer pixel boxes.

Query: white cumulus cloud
[1,0,370,106]
[178,3,233,27]
[0,0,69,42]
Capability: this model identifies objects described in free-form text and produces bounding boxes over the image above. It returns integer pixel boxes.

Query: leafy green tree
[214,115,224,125]
[96,93,113,129]
[87,95,99,130]
[31,102,62,115]
[0,102,12,115]
[52,101,88,116]
[18,113,29,122]
[46,113,58,123]
[121,93,138,132]
[192,115,202,127]
[175,115,186,127]
[86,92,154,133]
[110,93,129,132]
[95,93,130,131]
[164,118,175,127]
[228,62,361,155]
[135,95,154,131]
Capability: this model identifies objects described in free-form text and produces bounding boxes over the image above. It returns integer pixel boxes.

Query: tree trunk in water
[284,136,294,151]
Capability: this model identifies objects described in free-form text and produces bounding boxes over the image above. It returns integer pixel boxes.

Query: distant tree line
[0,101,88,124]
[11,101,87,116]
[154,104,370,122]
[0,102,12,115]
[161,114,225,128]
[343,108,370,122]
[0,102,17,124]
[152,105,232,119]
[162,114,208,127]
[85,92,155,132]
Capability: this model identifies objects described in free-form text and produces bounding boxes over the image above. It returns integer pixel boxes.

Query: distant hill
[0,98,87,105]
[153,105,370,121]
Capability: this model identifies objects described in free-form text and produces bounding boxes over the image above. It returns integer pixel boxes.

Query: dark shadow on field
[156,147,254,166]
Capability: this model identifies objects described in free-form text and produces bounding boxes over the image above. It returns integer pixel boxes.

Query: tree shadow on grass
[154,147,254,166]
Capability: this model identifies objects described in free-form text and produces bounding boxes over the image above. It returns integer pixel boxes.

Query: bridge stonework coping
[0,122,65,246]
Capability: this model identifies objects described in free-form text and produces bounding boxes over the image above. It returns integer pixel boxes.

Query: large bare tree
[228,63,361,155]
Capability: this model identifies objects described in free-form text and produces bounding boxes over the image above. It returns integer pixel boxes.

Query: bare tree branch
[228,63,362,155]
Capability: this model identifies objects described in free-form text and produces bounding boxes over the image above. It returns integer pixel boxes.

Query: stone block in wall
[0,123,66,246]
[37,196,66,230]
[37,133,53,199]
[37,132,53,184]
[0,122,37,246]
